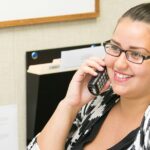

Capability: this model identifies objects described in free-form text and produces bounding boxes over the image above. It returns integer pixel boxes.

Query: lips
[114,71,133,82]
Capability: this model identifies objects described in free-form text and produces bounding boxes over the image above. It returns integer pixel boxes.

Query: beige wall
[0,0,149,149]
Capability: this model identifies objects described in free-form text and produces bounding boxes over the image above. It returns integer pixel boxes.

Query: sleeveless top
[27,87,150,150]
[65,88,150,150]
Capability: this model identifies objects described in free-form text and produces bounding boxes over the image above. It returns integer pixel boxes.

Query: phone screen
[88,67,109,95]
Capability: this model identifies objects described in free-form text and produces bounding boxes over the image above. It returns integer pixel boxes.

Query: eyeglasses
[103,40,150,64]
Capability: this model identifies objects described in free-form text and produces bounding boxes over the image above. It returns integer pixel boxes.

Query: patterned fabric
[65,88,119,149]
[27,88,150,150]
[27,135,40,150]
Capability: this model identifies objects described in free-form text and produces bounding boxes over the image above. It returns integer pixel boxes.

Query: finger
[84,59,104,72]
[72,57,106,81]
[83,57,106,73]
[83,65,98,76]
[88,56,105,66]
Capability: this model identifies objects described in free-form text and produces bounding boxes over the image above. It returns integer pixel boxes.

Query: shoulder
[27,134,40,150]
[141,105,150,148]
[128,105,150,149]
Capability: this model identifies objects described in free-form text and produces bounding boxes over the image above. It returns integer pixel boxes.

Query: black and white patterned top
[27,88,150,150]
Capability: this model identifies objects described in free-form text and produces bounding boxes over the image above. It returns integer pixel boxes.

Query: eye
[130,51,142,59]
[110,44,121,53]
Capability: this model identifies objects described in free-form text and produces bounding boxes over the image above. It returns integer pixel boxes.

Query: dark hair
[119,3,150,23]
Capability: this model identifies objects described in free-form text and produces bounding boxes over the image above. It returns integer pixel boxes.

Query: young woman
[28,3,150,150]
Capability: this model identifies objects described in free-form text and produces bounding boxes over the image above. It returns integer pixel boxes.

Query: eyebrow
[110,39,150,54]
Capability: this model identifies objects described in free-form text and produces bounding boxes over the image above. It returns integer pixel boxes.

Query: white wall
[0,0,149,149]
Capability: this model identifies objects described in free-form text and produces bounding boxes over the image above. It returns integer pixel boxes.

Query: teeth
[116,73,130,79]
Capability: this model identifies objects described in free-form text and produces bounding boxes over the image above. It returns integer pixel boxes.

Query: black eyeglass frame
[103,40,150,64]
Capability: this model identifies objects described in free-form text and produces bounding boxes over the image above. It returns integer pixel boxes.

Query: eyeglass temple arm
[144,55,150,60]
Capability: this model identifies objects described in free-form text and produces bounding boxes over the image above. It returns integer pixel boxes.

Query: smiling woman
[27,3,150,150]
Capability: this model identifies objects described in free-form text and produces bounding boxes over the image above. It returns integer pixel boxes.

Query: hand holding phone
[88,67,109,96]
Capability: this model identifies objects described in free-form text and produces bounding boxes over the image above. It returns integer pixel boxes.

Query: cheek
[132,67,150,92]
[132,62,149,77]
[127,64,150,88]
[134,67,150,80]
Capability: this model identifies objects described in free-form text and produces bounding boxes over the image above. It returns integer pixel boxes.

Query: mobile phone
[88,67,109,96]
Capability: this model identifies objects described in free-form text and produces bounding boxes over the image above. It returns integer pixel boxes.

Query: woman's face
[105,17,150,99]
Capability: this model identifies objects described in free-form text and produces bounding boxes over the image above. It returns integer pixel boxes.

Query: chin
[111,84,128,96]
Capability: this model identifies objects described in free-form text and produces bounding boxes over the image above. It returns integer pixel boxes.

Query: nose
[114,52,129,69]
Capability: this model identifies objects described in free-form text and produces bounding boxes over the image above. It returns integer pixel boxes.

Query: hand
[63,57,109,110]
[37,57,110,150]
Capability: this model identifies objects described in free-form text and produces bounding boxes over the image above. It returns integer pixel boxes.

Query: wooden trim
[0,0,100,28]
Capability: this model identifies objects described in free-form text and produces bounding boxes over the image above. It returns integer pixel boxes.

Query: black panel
[26,43,101,144]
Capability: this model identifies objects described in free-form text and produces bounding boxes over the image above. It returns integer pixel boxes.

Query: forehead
[112,18,150,51]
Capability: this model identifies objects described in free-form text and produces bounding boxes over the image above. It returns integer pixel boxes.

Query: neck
[117,95,150,118]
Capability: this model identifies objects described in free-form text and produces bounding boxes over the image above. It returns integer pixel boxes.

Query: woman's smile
[114,70,133,82]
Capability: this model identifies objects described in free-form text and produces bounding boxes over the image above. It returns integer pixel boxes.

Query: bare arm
[36,57,107,150]
[37,99,80,150]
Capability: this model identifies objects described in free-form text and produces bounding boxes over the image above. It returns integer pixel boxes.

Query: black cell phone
[88,67,109,96]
